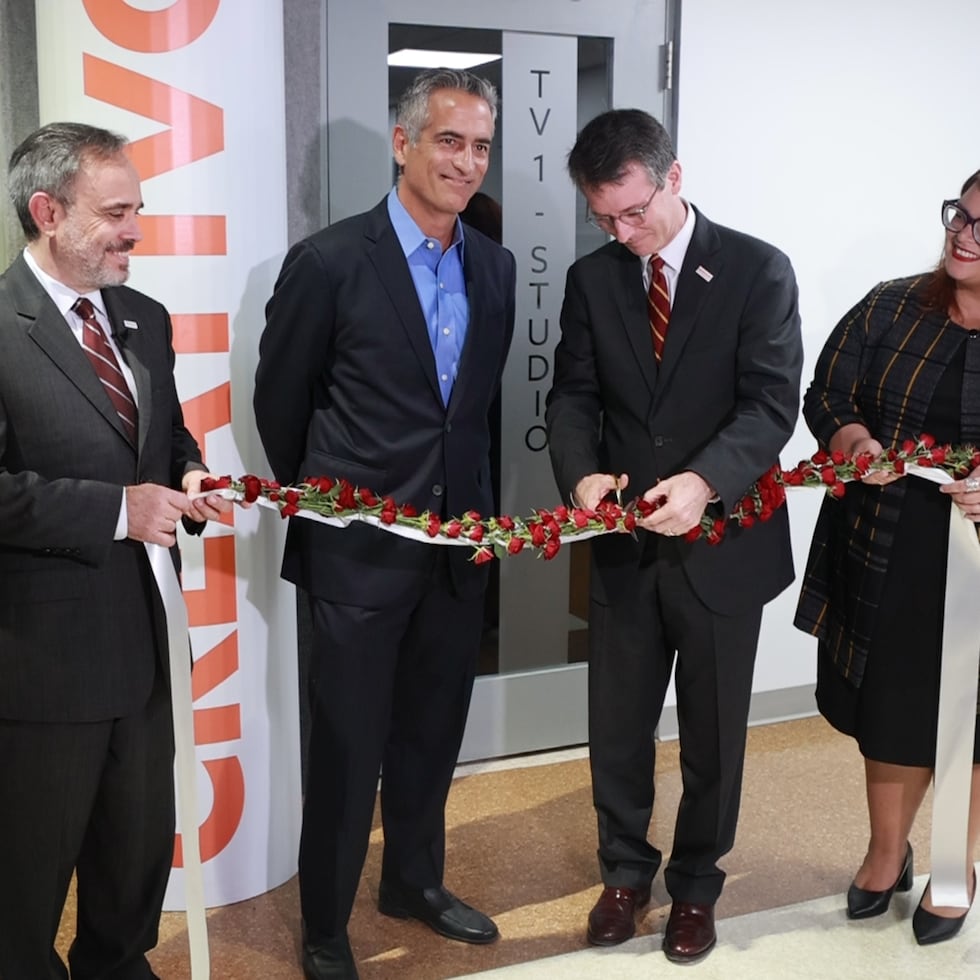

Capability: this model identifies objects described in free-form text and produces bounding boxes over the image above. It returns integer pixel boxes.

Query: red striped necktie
[648,255,671,362]
[72,297,138,445]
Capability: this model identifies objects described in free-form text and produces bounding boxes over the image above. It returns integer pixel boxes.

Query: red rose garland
[202,435,980,563]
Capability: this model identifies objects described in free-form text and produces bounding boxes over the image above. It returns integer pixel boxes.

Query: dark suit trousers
[300,549,483,941]
[0,669,174,980]
[588,540,762,906]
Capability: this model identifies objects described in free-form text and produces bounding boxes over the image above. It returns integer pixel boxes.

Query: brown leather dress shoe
[586,885,652,946]
[663,901,716,963]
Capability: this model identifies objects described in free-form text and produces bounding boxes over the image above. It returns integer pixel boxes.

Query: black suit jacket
[546,206,803,615]
[254,196,516,606]
[0,253,205,722]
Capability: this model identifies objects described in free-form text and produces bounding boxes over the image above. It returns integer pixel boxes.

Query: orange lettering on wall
[136,216,227,257]
[172,314,229,354]
[84,0,220,54]
[83,54,224,181]
[173,758,245,866]
[184,536,237,626]
[181,383,231,463]
[191,632,239,700]
[194,704,242,745]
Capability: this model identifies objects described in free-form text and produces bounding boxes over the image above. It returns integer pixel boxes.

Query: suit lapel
[609,247,658,397]
[104,289,151,452]
[653,208,723,408]
[9,257,135,449]
[364,202,443,406]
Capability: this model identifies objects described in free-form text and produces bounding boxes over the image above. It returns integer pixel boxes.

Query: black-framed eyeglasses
[587,185,660,232]
[941,199,980,246]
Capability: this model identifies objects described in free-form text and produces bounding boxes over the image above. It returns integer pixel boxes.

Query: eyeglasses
[587,186,660,232]
[941,199,980,246]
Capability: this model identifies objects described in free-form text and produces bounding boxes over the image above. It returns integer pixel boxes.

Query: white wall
[677,0,980,704]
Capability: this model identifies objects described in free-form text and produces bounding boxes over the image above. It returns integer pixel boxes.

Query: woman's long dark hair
[922,168,980,314]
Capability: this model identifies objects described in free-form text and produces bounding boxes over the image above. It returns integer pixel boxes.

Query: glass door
[325,0,673,760]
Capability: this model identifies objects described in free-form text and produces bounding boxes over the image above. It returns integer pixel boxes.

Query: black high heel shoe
[912,869,976,946]
[846,843,914,919]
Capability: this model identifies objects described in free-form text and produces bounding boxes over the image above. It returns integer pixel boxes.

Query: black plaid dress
[795,276,980,765]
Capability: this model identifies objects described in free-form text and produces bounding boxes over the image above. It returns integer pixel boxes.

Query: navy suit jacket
[254,197,516,606]
[546,207,803,615]
[0,253,205,722]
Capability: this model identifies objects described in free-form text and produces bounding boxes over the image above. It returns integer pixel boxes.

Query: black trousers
[588,545,762,905]
[0,671,174,980]
[299,550,484,942]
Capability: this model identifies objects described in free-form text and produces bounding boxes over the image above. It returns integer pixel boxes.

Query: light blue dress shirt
[387,188,468,407]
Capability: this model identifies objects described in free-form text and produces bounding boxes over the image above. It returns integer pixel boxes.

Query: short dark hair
[395,68,498,144]
[8,121,128,240]
[567,108,675,192]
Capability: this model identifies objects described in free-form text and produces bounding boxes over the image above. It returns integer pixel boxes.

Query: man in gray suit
[0,122,231,980]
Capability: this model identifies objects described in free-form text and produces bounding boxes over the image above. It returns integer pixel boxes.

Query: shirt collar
[646,200,696,276]
[386,187,465,260]
[22,247,106,319]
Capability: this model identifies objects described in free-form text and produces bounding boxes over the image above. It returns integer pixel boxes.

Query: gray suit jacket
[0,253,204,722]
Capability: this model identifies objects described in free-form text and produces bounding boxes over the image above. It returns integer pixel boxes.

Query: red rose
[426,514,441,537]
[683,526,701,543]
[921,433,936,448]
[821,467,837,486]
[854,454,872,474]
[783,469,804,486]
[812,449,829,464]
[268,492,280,502]
[931,446,947,463]
[831,450,846,465]
[444,520,463,538]
[543,538,561,560]
[400,503,418,518]
[893,458,906,474]
[573,510,590,528]
[529,522,547,547]
[285,489,300,505]
[281,502,299,518]
[507,538,525,555]
[741,515,756,528]
[359,487,378,507]
[200,475,232,491]
[465,510,481,523]
[497,515,516,531]
[468,525,485,543]
[624,512,637,532]
[553,505,569,523]
[831,482,846,498]
[901,439,917,454]
[241,475,262,503]
[473,546,494,565]
[380,507,397,525]
[337,480,357,510]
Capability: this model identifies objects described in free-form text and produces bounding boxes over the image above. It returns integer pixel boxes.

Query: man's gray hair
[8,122,128,240]
[395,68,498,144]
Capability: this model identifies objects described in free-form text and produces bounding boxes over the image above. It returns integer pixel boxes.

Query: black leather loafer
[378,882,499,944]
[302,934,358,980]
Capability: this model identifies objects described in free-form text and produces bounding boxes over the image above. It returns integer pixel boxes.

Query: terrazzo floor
[56,715,980,978]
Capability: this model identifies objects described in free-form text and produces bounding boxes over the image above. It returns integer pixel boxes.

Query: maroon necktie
[72,297,138,445]
[648,255,671,362]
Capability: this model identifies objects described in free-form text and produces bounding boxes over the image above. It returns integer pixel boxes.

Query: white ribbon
[145,543,210,978]
[908,465,979,907]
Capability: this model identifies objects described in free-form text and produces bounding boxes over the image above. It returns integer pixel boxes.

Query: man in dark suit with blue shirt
[254,69,515,980]
[0,122,231,980]
[547,109,802,965]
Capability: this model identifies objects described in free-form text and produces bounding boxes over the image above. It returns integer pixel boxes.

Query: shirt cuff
[114,489,128,540]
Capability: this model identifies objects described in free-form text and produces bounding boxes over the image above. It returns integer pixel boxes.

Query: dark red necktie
[72,297,138,445]
[648,255,671,362]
